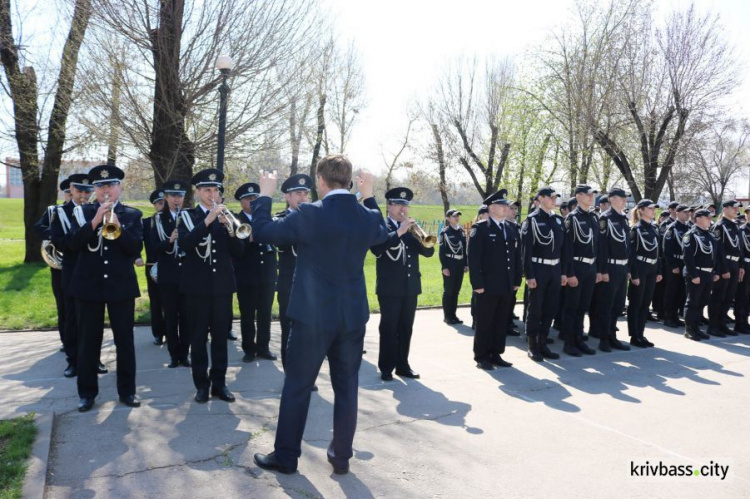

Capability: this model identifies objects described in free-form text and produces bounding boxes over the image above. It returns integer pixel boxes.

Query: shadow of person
[481,367,584,411]
[697,335,750,357]
[331,469,376,498]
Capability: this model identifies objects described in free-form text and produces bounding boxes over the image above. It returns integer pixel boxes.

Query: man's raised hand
[259,170,278,197]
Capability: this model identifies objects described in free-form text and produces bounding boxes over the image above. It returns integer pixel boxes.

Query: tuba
[41,240,63,269]
[101,194,121,240]
[408,222,438,249]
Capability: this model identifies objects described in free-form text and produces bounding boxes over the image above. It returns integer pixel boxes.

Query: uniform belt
[574,257,595,264]
[673,254,683,260]
[726,255,740,262]
[697,267,713,272]
[445,254,464,260]
[607,258,628,265]
[532,257,560,266]
[636,256,657,265]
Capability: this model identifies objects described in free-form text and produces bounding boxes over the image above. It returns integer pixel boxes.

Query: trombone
[213,201,252,239]
[101,194,121,240]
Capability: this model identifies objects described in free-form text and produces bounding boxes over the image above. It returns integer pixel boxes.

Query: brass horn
[408,221,437,248]
[214,201,252,239]
[101,194,121,240]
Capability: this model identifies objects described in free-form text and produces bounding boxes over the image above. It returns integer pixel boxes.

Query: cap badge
[248,186,254,193]
[299,178,305,185]
[100,170,109,179]
[208,173,217,181]
[175,183,181,190]
[400,191,406,198]
[82,179,89,184]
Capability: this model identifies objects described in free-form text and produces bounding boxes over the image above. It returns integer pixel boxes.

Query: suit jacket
[232,210,278,289]
[370,210,435,297]
[66,202,143,301]
[468,218,522,295]
[152,209,183,285]
[250,193,392,331]
[177,206,245,296]
[275,209,298,294]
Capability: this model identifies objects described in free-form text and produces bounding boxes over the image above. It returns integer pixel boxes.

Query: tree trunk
[430,124,450,213]
[149,0,194,203]
[106,58,122,166]
[309,93,326,201]
[289,97,299,176]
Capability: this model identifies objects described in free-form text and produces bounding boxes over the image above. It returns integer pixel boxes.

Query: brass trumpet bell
[408,222,437,248]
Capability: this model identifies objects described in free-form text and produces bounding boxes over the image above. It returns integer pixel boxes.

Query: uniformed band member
[439,209,468,325]
[178,168,244,403]
[683,209,719,341]
[652,202,678,320]
[522,186,565,361]
[371,187,435,380]
[561,185,598,356]
[662,205,690,328]
[66,164,143,412]
[468,190,521,370]
[34,179,70,350]
[735,206,750,335]
[505,201,522,336]
[233,182,278,362]
[275,174,312,369]
[596,187,631,352]
[469,205,489,330]
[627,199,662,347]
[153,180,191,368]
[49,174,96,377]
[708,200,743,337]
[142,189,166,345]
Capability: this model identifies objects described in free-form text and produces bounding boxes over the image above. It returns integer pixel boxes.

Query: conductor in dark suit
[253,154,394,475]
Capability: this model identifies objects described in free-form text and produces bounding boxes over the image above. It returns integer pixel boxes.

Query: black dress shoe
[609,338,630,351]
[507,327,521,337]
[395,368,420,379]
[630,337,649,348]
[63,364,77,378]
[684,331,702,341]
[545,337,554,344]
[707,327,726,338]
[242,353,255,363]
[646,313,658,322]
[78,397,95,412]
[59,345,66,352]
[254,452,296,474]
[97,362,108,374]
[211,386,236,402]
[228,332,238,341]
[443,318,458,325]
[453,318,464,324]
[698,330,710,340]
[489,355,513,368]
[311,385,319,392]
[381,372,393,381]
[195,388,209,403]
[527,350,543,362]
[563,343,582,357]
[257,351,278,361]
[476,360,495,370]
[153,337,164,346]
[723,328,738,337]
[598,338,612,353]
[576,341,596,355]
[180,357,192,367]
[167,358,179,368]
[642,336,654,347]
[540,344,560,360]
[663,319,683,328]
[327,456,349,475]
[119,395,141,407]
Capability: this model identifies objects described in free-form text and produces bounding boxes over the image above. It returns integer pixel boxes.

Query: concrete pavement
[1,306,749,498]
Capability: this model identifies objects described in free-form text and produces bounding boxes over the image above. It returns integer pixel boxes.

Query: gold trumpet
[214,201,252,239]
[408,221,437,248]
[102,194,121,240]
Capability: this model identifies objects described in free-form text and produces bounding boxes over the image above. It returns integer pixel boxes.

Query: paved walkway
[1,307,749,498]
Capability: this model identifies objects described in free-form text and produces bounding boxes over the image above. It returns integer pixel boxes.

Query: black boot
[527,335,543,362]
[539,333,560,360]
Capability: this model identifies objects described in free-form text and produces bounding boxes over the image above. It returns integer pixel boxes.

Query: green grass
[0,198,503,330]
[0,414,37,499]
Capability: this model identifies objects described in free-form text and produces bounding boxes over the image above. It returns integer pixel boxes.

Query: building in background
[1,158,104,199]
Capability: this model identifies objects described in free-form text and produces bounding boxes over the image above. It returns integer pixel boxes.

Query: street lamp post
[215,55,234,173]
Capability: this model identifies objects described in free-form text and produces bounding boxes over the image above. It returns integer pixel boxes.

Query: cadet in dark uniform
[561,185,599,356]
[505,201,522,335]
[708,200,742,337]
[275,174,312,368]
[178,169,244,403]
[683,209,719,341]
[371,187,435,380]
[439,209,468,325]
[66,165,142,412]
[627,199,662,347]
[468,190,521,370]
[49,174,95,377]
[652,202,678,320]
[34,179,70,350]
[142,189,166,345]
[553,199,573,333]
[662,205,690,328]
[587,195,610,341]
[233,182,278,362]
[734,207,750,335]
[595,187,631,352]
[469,205,489,330]
[153,180,191,368]
[521,187,565,361]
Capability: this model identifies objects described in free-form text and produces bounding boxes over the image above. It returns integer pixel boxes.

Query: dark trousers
[525,263,561,339]
[734,272,750,331]
[51,269,65,345]
[588,281,603,336]
[377,294,418,374]
[663,265,686,320]
[63,294,78,365]
[652,275,665,316]
[237,283,275,356]
[627,262,658,339]
[442,266,464,320]
[555,285,565,326]
[278,289,291,369]
[75,298,136,399]
[685,271,713,326]
[274,320,365,470]
[158,282,189,361]
[473,293,512,361]
[709,263,739,328]
[145,266,165,339]
[562,262,596,342]
[185,294,231,390]
[597,264,628,338]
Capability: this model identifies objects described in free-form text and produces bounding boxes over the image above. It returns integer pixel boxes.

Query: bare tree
[0,0,92,262]
[381,112,417,191]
